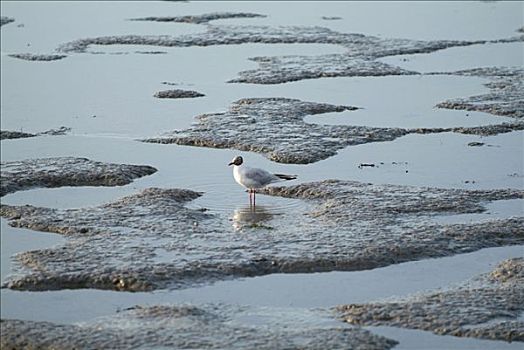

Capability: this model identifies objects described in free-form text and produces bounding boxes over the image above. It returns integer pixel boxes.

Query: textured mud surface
[1,180,522,292]
[143,97,523,164]
[228,55,418,84]
[0,16,15,27]
[52,25,522,84]
[436,67,524,119]
[8,53,68,61]
[223,27,522,84]
[57,25,507,55]
[0,304,398,350]
[1,130,36,140]
[338,258,524,342]
[130,12,266,24]
[154,89,205,99]
[143,97,384,164]
[0,157,157,197]
[1,126,71,140]
[444,122,524,135]
[35,126,71,136]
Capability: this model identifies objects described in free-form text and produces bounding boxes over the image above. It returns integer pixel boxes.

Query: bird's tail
[274,173,297,181]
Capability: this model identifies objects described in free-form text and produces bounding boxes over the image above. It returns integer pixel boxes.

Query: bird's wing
[243,167,279,187]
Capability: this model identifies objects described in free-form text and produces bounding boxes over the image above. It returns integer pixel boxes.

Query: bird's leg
[249,189,253,207]
[253,190,256,207]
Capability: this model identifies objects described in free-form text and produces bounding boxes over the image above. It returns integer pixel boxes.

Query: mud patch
[154,89,205,99]
[1,126,71,140]
[0,16,15,27]
[130,12,266,24]
[1,126,70,140]
[142,97,410,164]
[468,141,486,147]
[416,122,524,136]
[435,67,524,119]
[338,258,524,342]
[1,130,36,140]
[55,25,523,84]
[57,24,497,55]
[0,304,398,350]
[0,157,157,197]
[8,53,68,61]
[228,56,418,84]
[36,126,71,136]
[1,180,523,292]
[222,27,521,84]
[1,188,211,291]
[135,50,167,54]
[142,97,523,164]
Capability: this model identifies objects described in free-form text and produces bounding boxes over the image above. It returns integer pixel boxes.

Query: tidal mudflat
[0,126,70,140]
[0,16,14,27]
[0,305,398,350]
[1,1,523,349]
[1,180,521,292]
[0,157,157,196]
[144,96,523,164]
[339,258,524,342]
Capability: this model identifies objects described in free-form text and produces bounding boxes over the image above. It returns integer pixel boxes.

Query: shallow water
[378,41,524,73]
[1,1,523,348]
[368,326,524,350]
[302,74,512,128]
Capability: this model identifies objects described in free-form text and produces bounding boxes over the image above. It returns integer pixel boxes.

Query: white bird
[228,155,297,206]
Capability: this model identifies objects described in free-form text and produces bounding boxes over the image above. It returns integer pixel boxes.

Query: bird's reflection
[232,205,274,231]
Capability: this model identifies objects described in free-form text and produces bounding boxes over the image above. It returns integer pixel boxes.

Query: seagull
[228,155,297,206]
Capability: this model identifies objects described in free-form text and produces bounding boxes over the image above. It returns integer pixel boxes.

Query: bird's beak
[228,162,234,166]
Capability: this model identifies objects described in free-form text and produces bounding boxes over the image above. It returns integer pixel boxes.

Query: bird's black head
[228,155,243,166]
